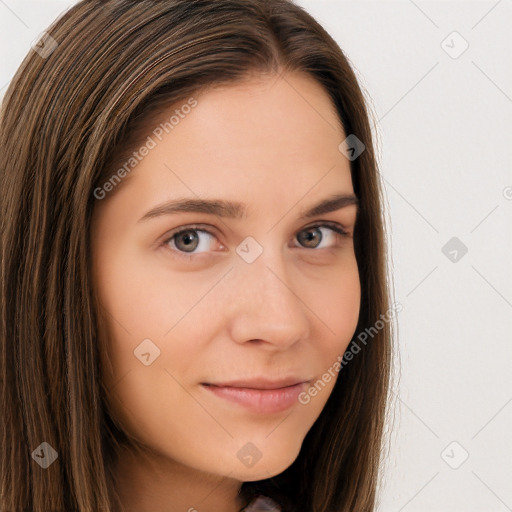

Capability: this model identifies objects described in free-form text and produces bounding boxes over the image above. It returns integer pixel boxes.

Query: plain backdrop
[1,1,511,511]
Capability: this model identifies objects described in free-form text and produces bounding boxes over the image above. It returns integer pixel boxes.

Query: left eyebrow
[299,193,359,219]
[137,193,359,223]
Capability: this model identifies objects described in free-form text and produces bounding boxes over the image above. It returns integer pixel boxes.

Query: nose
[226,246,312,350]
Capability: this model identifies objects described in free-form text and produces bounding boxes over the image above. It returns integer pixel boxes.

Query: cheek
[293,260,360,411]
[94,248,218,405]
[330,272,361,342]
[307,262,361,406]
[306,255,361,349]
[95,241,219,344]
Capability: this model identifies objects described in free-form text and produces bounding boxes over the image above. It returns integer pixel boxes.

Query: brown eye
[174,230,200,252]
[295,223,348,250]
[297,227,323,248]
[163,225,218,258]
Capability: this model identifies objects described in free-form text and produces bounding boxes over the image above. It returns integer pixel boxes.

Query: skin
[90,70,361,512]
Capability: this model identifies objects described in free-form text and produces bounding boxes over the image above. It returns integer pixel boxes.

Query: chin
[232,444,301,482]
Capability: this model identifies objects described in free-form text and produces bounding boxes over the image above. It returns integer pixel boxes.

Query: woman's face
[91,71,360,483]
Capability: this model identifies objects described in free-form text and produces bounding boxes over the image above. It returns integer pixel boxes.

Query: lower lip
[202,382,307,414]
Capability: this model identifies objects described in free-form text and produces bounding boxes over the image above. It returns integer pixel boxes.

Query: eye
[294,222,349,249]
[163,224,221,259]
[161,222,350,261]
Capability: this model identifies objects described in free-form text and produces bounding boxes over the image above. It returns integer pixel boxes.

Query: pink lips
[202,381,308,414]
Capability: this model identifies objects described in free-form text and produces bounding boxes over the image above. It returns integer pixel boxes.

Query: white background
[1,1,511,511]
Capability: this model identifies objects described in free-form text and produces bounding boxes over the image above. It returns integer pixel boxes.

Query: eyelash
[161,222,350,262]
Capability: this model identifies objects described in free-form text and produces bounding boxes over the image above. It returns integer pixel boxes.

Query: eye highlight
[161,222,350,261]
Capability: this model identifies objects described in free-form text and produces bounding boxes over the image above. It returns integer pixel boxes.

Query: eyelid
[302,220,350,237]
[161,221,351,261]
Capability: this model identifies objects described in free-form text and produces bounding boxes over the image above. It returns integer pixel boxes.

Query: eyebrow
[137,192,359,223]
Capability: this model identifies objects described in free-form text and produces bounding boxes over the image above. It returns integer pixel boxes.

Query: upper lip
[202,377,310,390]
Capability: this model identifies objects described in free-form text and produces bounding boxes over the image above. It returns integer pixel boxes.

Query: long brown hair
[0,1,394,510]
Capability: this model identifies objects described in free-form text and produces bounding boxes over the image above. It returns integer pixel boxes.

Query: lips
[203,376,308,390]
[201,376,311,414]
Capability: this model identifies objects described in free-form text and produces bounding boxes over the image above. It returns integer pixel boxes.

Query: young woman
[0,1,395,511]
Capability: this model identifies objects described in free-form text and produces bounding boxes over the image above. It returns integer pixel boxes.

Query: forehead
[97,71,353,217]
